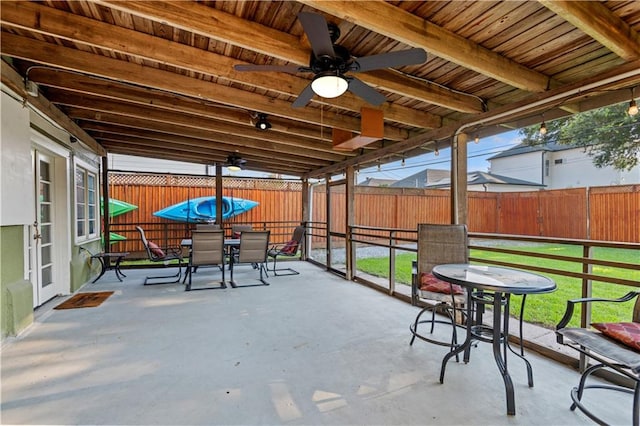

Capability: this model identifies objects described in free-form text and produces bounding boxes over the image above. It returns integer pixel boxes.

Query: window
[554,159,564,165]
[75,163,99,242]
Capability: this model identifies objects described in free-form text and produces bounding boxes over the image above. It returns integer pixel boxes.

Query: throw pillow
[148,241,166,258]
[280,240,298,255]
[420,272,464,295]
[591,322,640,352]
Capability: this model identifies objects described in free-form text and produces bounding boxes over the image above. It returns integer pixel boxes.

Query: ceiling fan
[225,154,246,171]
[234,12,427,108]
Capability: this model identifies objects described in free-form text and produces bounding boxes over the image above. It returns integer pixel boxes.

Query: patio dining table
[432,264,557,416]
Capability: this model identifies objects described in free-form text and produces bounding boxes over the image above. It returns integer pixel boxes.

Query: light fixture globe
[226,154,245,172]
[311,73,348,98]
[255,113,272,130]
[628,99,638,116]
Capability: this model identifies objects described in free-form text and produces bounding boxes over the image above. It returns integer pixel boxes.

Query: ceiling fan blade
[347,77,386,106]
[292,83,316,108]
[298,12,336,58]
[353,48,427,73]
[234,64,303,74]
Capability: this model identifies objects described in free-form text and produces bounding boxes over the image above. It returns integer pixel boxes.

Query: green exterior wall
[72,241,103,291]
[1,225,33,339]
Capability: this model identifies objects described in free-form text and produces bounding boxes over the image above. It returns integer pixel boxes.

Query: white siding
[490,146,640,189]
[489,151,544,184]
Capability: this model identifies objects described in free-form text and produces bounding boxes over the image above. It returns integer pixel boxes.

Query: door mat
[54,291,114,310]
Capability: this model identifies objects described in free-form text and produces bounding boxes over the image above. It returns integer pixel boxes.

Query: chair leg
[266,254,300,276]
[144,262,182,285]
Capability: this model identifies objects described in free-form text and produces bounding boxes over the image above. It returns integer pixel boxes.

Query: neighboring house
[358,177,397,187]
[488,141,640,189]
[1,89,103,339]
[425,171,545,192]
[391,169,449,188]
[392,168,542,192]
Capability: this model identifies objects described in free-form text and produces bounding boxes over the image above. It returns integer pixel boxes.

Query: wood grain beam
[0,32,408,141]
[96,0,481,113]
[539,0,640,61]
[0,1,440,127]
[47,91,348,158]
[27,69,335,143]
[299,0,555,92]
[77,121,342,164]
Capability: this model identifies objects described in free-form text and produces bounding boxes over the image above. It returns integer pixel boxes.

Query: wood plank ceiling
[2,1,639,178]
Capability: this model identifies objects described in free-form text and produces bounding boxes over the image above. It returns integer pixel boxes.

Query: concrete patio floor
[1,262,633,425]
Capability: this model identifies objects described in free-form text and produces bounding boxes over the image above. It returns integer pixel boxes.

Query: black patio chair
[266,225,305,276]
[136,226,183,285]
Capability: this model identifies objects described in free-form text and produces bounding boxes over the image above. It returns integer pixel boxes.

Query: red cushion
[280,240,298,255]
[591,322,640,352]
[419,272,464,295]
[148,241,165,258]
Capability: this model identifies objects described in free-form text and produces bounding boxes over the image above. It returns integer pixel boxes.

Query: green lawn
[356,245,639,328]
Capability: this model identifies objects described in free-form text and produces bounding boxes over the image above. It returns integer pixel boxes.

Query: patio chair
[556,291,640,426]
[196,224,220,230]
[267,225,305,276]
[185,230,226,291]
[230,230,270,287]
[136,226,183,285]
[409,223,468,353]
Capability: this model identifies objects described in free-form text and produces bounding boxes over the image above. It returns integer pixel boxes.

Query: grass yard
[356,244,639,328]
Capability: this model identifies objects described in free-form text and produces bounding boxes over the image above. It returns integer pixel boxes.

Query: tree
[519,102,640,171]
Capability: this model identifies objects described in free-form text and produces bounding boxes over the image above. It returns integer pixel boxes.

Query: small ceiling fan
[225,154,246,171]
[234,12,427,108]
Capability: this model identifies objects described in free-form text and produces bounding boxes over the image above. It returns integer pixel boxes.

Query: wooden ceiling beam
[79,122,339,165]
[98,141,310,175]
[0,1,440,127]
[93,132,329,168]
[48,93,349,158]
[28,69,336,143]
[539,0,640,62]
[299,0,555,92]
[0,32,408,141]
[96,0,481,114]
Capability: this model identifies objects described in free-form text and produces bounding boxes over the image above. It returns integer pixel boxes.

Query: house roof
[488,141,576,160]
[391,169,449,188]
[358,177,397,187]
[2,1,640,178]
[425,171,544,189]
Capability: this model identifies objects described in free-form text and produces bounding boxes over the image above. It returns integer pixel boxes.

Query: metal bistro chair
[230,230,270,288]
[556,291,640,426]
[409,224,469,355]
[136,226,183,285]
[267,225,305,276]
[186,230,226,291]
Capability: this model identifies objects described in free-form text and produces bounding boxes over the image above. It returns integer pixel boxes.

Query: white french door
[31,151,58,306]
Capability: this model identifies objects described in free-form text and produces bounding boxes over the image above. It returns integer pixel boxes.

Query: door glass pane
[40,225,51,244]
[41,245,51,265]
[40,182,50,202]
[40,161,50,181]
[40,204,51,222]
[41,265,52,287]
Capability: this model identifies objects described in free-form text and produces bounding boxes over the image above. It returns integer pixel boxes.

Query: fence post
[579,244,594,371]
[389,230,396,295]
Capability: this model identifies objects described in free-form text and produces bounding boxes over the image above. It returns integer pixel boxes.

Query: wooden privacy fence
[107,173,303,255]
[106,174,639,252]
[312,184,640,243]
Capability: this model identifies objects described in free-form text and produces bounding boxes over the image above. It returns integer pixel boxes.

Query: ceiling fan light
[628,99,638,116]
[311,73,348,98]
[227,165,242,172]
